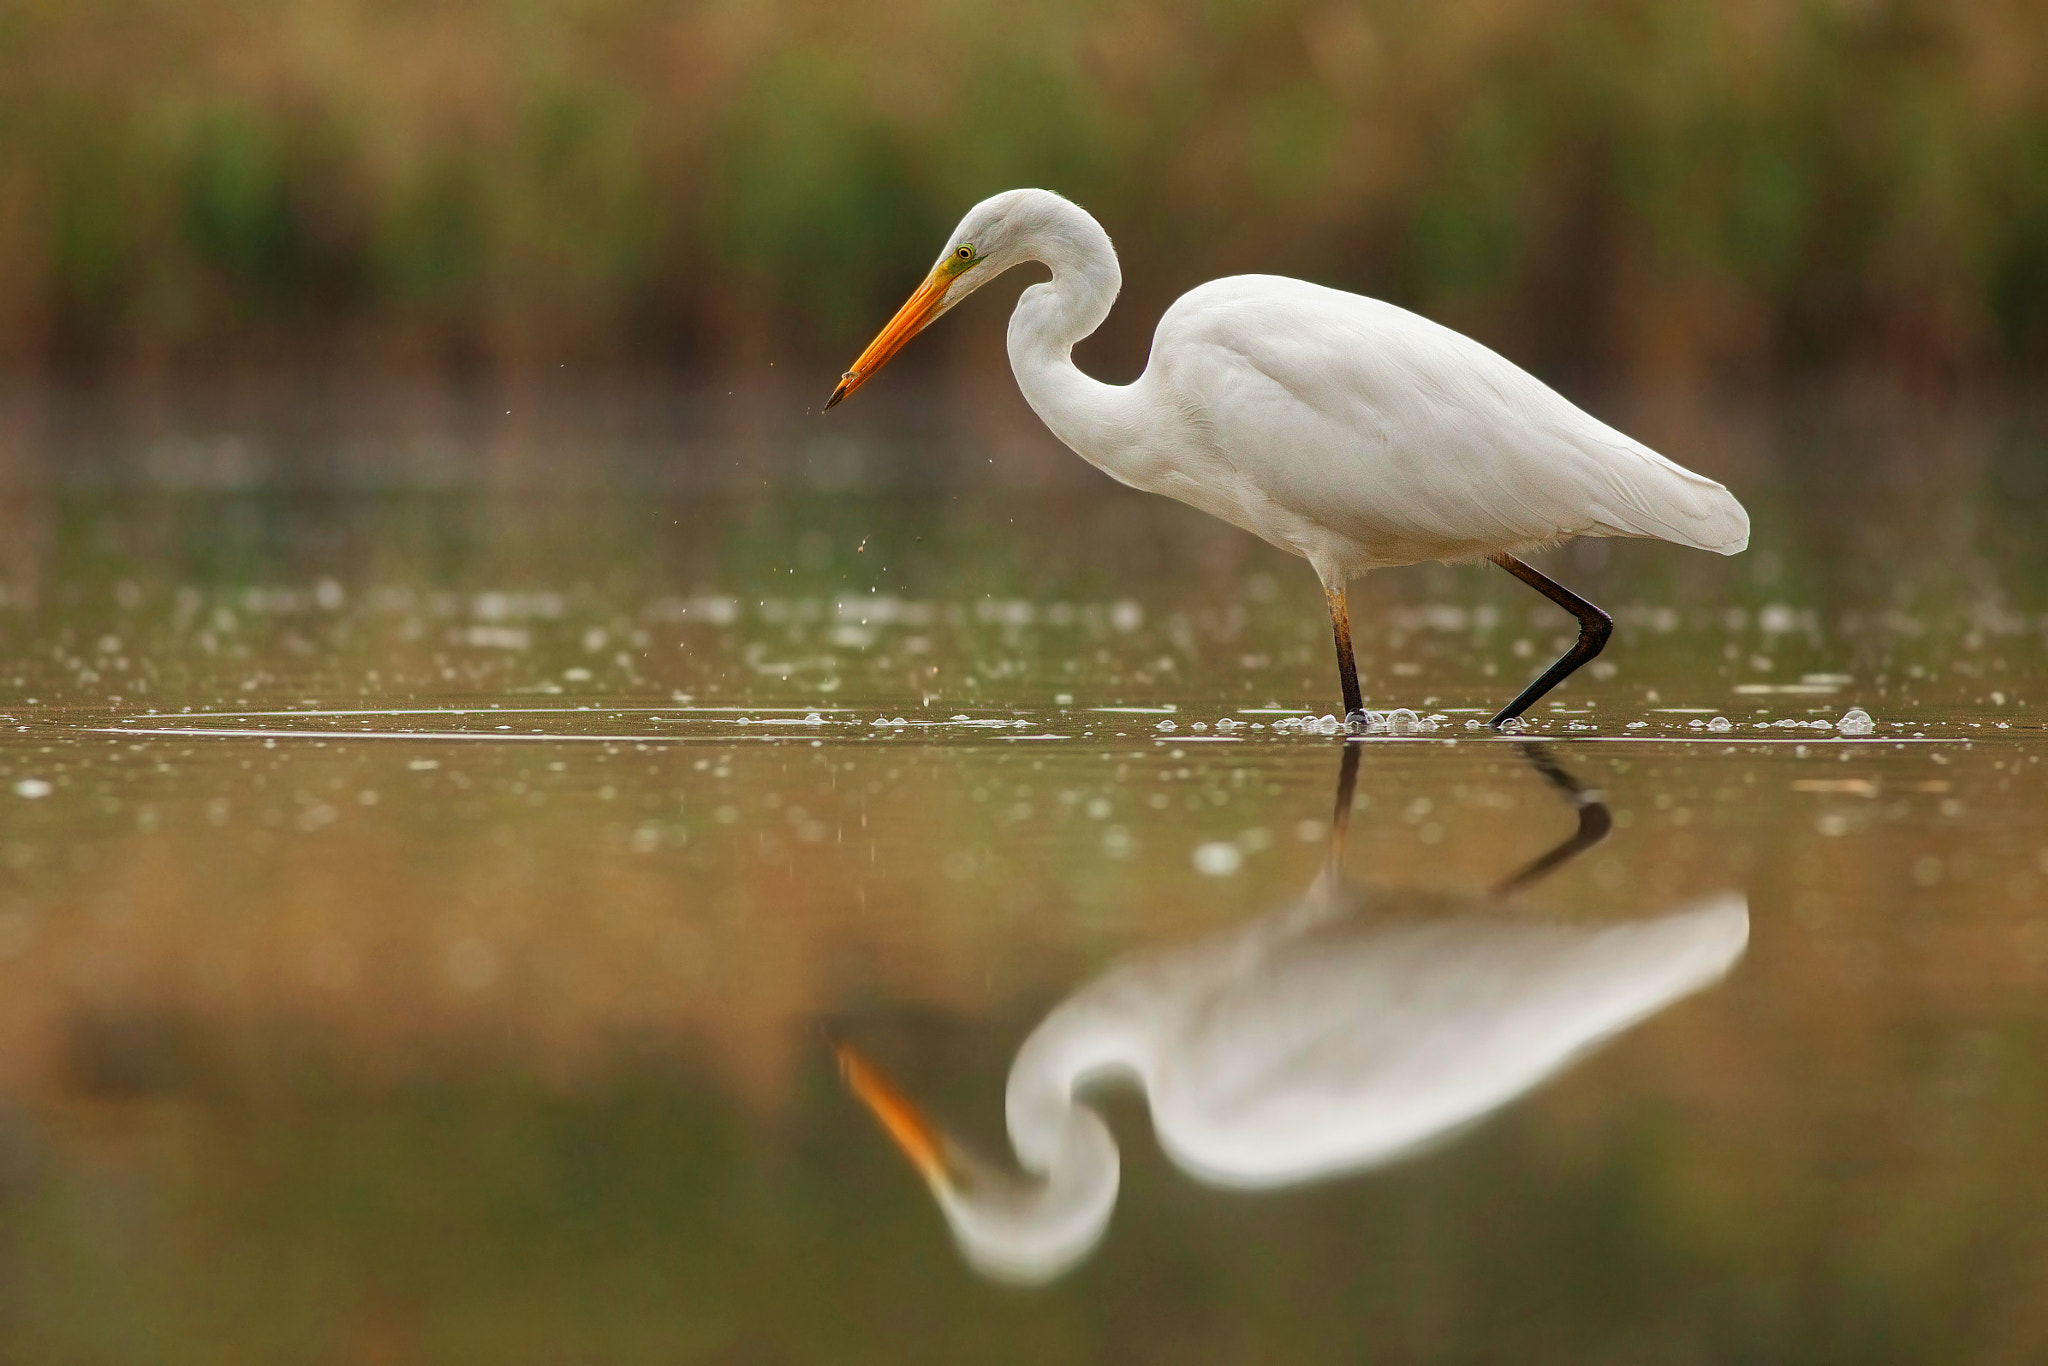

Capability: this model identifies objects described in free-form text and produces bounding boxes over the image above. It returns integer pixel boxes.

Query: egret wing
[1152,276,1748,566]
[1150,894,1749,1184]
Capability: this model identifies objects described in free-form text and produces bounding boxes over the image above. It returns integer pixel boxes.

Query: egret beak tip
[827,269,952,414]
[824,371,858,412]
[834,1039,949,1186]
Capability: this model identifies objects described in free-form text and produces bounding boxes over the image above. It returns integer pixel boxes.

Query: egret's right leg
[1492,744,1612,893]
[1323,582,1365,719]
[1488,553,1613,725]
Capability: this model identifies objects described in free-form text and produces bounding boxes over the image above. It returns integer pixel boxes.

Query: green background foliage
[1,0,2045,385]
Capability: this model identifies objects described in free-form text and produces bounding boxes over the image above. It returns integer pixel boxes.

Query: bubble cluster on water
[1341,707,1446,736]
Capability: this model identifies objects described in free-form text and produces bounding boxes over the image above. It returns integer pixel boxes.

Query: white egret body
[838,749,1750,1282]
[828,189,1750,722]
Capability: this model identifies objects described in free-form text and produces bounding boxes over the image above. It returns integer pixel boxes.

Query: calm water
[0,391,2044,1362]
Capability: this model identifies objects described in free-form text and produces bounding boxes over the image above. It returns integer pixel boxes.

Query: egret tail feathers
[1588,444,1750,556]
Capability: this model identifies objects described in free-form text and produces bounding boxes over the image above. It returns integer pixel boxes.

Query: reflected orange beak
[834,1040,949,1186]
[824,268,953,410]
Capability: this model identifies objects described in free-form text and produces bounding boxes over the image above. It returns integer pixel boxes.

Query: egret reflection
[840,745,1748,1284]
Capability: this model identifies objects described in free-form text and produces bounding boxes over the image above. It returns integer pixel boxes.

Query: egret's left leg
[1488,553,1613,726]
[1317,740,1364,889]
[1323,582,1365,719]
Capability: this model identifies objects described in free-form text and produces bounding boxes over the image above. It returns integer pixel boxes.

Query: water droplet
[1837,707,1876,736]
[1707,716,1732,732]
[1192,841,1243,876]
[12,779,51,799]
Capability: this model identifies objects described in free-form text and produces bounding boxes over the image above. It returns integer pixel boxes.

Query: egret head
[823,189,1059,410]
[834,1038,1119,1283]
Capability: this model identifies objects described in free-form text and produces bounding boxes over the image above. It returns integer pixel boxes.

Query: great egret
[837,746,1749,1282]
[826,189,1749,725]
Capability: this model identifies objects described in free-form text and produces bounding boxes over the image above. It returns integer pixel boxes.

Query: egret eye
[955,245,974,261]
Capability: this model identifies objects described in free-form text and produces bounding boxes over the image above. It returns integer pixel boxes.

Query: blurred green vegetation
[7,1018,2048,1364]
[1,0,2046,386]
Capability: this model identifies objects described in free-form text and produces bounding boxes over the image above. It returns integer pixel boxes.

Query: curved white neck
[1004,205,1147,480]
[926,1043,1119,1284]
[910,980,1135,1283]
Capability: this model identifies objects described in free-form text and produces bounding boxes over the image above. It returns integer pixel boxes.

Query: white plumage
[829,188,1750,723]
[1142,275,1749,571]
[1013,888,1748,1191]
[836,750,1749,1283]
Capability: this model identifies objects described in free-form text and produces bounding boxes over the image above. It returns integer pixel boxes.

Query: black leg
[1325,583,1364,719]
[1319,741,1364,886]
[1492,743,1612,894]
[1331,739,1361,838]
[1488,553,1613,726]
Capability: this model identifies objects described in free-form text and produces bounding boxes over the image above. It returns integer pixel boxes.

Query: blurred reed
[1,0,2045,391]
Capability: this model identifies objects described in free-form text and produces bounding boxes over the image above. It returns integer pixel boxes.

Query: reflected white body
[936,884,1748,1282]
[943,189,1748,588]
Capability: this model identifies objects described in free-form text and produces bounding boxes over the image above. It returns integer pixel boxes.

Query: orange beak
[834,1039,949,1185]
[824,268,954,410]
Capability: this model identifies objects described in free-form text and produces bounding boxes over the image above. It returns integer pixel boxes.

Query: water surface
[0,396,2044,1362]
